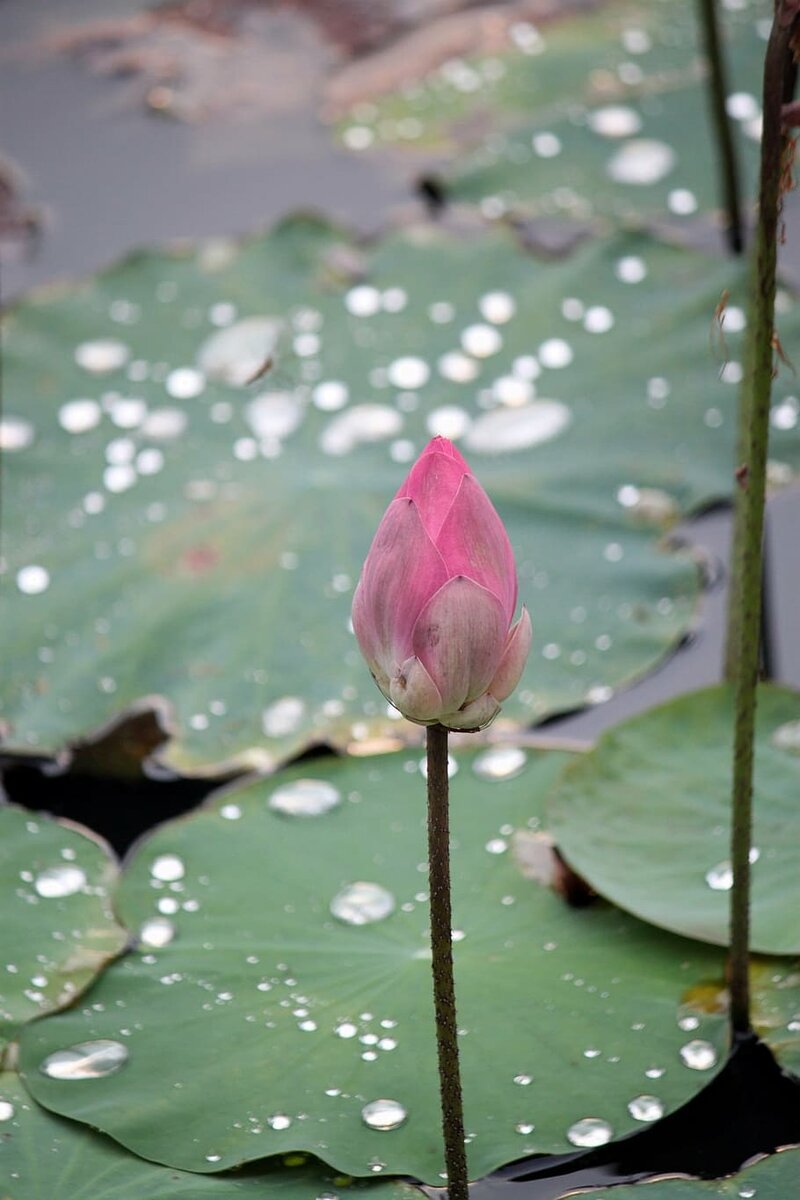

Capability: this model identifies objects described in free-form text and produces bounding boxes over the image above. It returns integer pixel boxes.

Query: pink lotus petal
[489,608,532,702]
[411,576,508,712]
[390,655,443,724]
[441,692,501,732]
[435,475,518,621]
[352,498,448,679]
[396,450,466,541]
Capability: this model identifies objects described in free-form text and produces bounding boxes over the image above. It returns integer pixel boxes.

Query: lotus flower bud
[352,436,532,731]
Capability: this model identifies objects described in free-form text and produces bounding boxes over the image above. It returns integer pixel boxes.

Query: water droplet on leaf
[40,1039,128,1080]
[627,1094,664,1122]
[679,1039,718,1070]
[361,1099,408,1130]
[34,865,86,898]
[566,1117,613,1147]
[139,917,176,948]
[330,882,396,925]
[268,779,341,817]
[473,746,527,780]
[607,139,676,185]
[150,855,185,883]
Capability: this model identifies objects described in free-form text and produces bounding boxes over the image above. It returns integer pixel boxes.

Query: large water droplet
[566,1117,614,1147]
[726,92,759,122]
[313,381,349,411]
[583,306,614,334]
[473,746,528,780]
[426,406,471,439]
[532,132,561,157]
[461,324,502,358]
[0,416,35,450]
[616,485,677,522]
[141,408,188,439]
[103,463,136,493]
[538,339,573,369]
[493,376,533,407]
[464,402,571,454]
[246,392,304,442]
[588,105,643,138]
[34,865,86,898]
[615,256,648,284]
[262,696,306,738]
[198,318,283,387]
[17,565,51,596]
[268,779,341,817]
[267,1113,292,1130]
[320,405,403,456]
[438,351,479,383]
[166,367,205,399]
[40,1039,128,1080]
[667,188,698,215]
[387,357,430,390]
[331,882,396,925]
[109,398,147,429]
[679,1039,718,1070]
[139,917,176,948]
[361,1098,408,1130]
[345,286,381,317]
[75,339,130,374]
[150,854,185,882]
[772,720,800,752]
[479,292,516,324]
[705,861,733,891]
[0,1099,14,1120]
[335,1021,358,1039]
[627,1094,664,1122]
[607,139,676,185]
[771,399,798,431]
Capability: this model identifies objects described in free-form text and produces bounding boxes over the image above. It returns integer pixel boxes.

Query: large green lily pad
[5,216,800,770]
[0,1070,421,1200]
[0,805,127,1053]
[548,685,800,955]
[338,0,764,225]
[19,745,731,1182]
[581,1145,800,1198]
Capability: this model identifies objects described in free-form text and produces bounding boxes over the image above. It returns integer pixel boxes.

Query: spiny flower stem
[726,3,797,1038]
[426,723,469,1200]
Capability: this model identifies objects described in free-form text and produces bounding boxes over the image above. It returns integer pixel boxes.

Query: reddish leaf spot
[181,544,219,574]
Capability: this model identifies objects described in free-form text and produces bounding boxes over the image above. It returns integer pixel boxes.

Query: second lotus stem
[726,4,797,1037]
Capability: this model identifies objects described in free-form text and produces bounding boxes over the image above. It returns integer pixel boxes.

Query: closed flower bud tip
[352,436,532,731]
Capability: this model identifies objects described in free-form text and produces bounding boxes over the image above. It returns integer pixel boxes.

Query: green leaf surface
[20,746,730,1182]
[548,685,800,954]
[5,215,800,770]
[0,1070,421,1200]
[580,1145,800,1198]
[338,0,764,225]
[0,806,127,1051]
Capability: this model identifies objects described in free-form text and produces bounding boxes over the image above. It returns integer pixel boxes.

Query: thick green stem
[426,723,468,1200]
[697,0,745,253]
[726,9,796,1038]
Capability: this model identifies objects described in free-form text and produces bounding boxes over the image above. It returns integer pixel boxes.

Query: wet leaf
[8,215,800,769]
[580,1144,800,1198]
[0,806,127,1051]
[548,685,800,955]
[20,746,730,1182]
[0,1068,420,1199]
[337,0,763,226]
